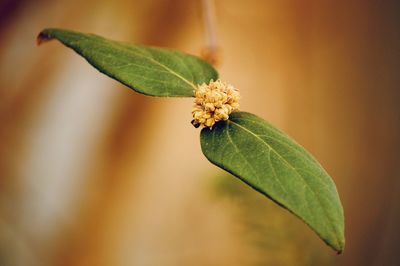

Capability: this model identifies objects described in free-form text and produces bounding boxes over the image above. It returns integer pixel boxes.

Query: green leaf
[200,112,345,253]
[37,28,218,97]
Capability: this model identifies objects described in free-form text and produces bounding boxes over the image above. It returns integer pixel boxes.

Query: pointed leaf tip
[37,30,51,45]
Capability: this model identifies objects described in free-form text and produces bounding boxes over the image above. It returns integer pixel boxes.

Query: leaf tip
[37,29,53,46]
[336,238,345,254]
[329,235,345,254]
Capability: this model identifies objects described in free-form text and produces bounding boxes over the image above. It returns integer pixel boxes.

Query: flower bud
[191,79,240,128]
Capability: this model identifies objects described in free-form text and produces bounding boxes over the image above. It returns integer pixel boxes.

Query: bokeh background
[1,0,400,265]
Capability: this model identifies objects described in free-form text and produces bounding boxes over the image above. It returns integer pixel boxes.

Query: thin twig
[201,0,220,65]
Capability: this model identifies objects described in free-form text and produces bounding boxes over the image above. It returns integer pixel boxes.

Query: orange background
[1,0,399,265]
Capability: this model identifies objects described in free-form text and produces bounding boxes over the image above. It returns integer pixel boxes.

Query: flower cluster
[191,79,240,128]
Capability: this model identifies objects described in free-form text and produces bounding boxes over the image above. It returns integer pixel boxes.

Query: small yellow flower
[191,79,240,128]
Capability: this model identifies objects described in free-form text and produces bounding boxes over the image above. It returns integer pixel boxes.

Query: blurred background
[1,0,400,265]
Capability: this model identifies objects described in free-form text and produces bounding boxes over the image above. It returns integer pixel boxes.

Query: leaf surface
[38,28,218,97]
[200,112,345,252]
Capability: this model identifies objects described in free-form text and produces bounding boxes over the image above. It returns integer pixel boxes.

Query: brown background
[1,0,399,265]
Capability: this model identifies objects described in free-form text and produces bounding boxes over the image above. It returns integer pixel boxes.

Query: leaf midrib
[226,122,289,195]
[71,34,197,90]
[228,119,340,247]
[110,41,197,90]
